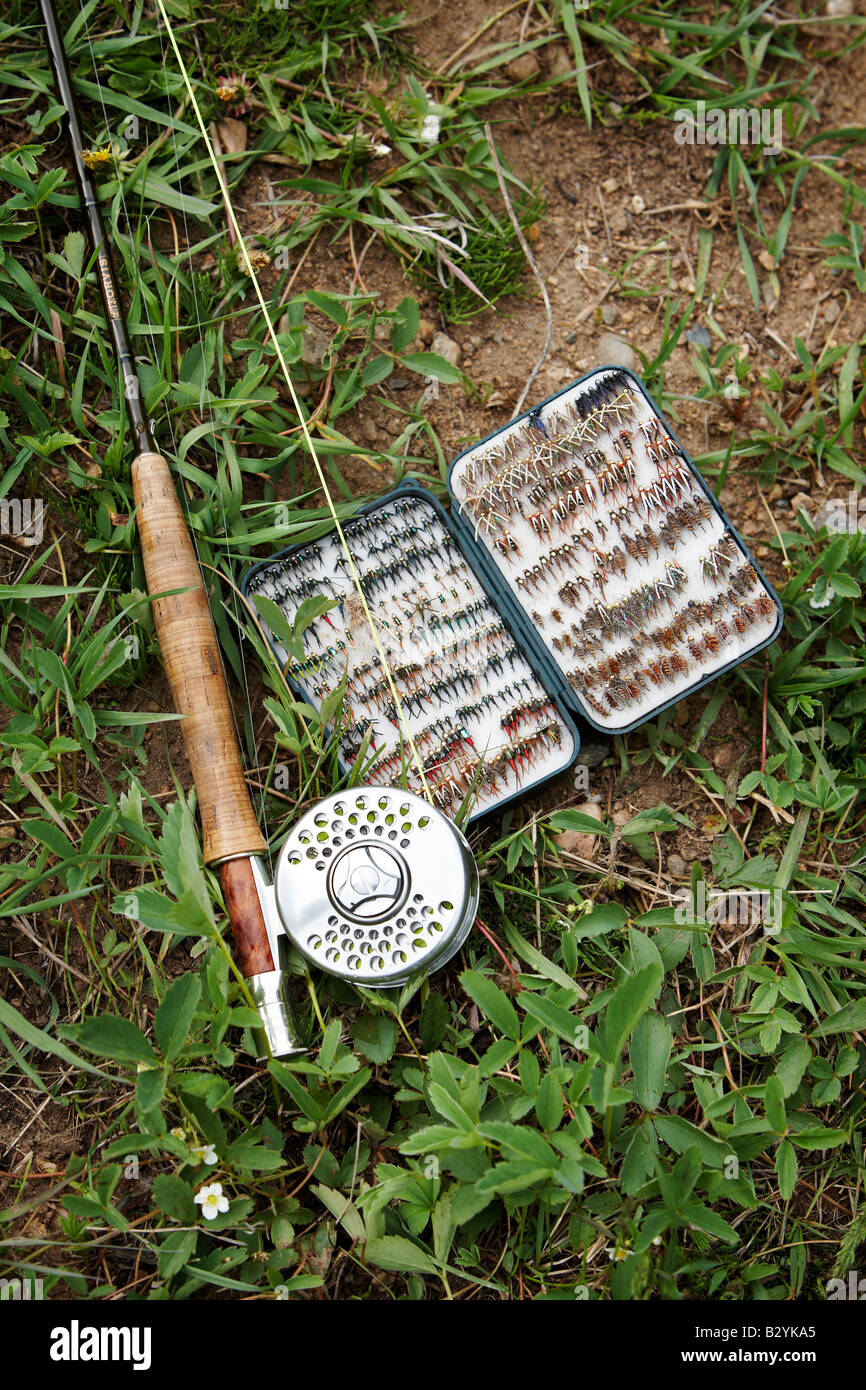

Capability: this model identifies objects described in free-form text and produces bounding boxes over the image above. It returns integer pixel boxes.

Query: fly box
[243,366,783,821]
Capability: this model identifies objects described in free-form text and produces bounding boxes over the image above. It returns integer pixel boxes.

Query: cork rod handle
[132,451,267,867]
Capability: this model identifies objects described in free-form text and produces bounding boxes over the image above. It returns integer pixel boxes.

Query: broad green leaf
[158,1228,196,1280]
[450,1183,494,1225]
[654,1115,730,1169]
[153,1174,196,1224]
[602,964,663,1062]
[680,1202,738,1244]
[629,1011,672,1111]
[460,969,520,1039]
[549,809,613,840]
[312,1183,366,1241]
[789,1127,847,1150]
[351,1014,396,1064]
[0,996,114,1081]
[399,351,462,383]
[474,1159,554,1194]
[136,1067,165,1114]
[519,992,582,1047]
[226,1137,286,1172]
[75,1014,159,1067]
[318,1019,342,1072]
[776,1138,797,1200]
[389,297,420,351]
[155,974,201,1062]
[364,1235,438,1276]
[269,1062,325,1122]
[535,1071,564,1132]
[814,1000,866,1036]
[764,1074,787,1135]
[477,1120,557,1167]
[321,1069,372,1123]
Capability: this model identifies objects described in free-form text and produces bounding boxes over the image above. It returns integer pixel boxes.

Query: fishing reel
[247,787,480,1056]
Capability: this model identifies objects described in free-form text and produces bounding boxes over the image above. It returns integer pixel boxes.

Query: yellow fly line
[155,0,432,802]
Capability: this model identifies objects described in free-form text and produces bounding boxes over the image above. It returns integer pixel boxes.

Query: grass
[0,0,865,1302]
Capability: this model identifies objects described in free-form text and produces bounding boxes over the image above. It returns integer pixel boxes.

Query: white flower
[190,1143,218,1166]
[808,582,835,610]
[420,114,441,144]
[194,1182,229,1220]
[169,1127,186,1141]
[606,1242,631,1262]
[336,132,390,157]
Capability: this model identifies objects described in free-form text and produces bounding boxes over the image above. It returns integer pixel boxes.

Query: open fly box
[243,367,783,823]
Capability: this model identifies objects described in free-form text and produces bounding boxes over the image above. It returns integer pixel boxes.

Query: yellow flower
[215,73,254,115]
[80,146,115,169]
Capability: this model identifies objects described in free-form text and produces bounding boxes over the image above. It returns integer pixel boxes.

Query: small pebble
[506,52,541,82]
[598,330,636,372]
[686,324,712,348]
[430,331,461,368]
[360,419,380,445]
[546,43,574,79]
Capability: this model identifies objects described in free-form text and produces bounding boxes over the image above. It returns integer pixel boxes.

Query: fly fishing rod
[39,0,300,1056]
[39,0,480,1053]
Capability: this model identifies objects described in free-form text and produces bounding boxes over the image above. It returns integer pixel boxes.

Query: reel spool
[273,787,479,988]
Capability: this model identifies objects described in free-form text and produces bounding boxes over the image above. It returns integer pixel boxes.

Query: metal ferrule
[242,856,305,1060]
[248,965,304,1060]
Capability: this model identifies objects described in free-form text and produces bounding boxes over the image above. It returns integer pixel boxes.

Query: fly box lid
[448,366,782,734]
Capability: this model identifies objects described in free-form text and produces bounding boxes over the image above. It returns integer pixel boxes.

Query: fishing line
[153,0,433,804]
[150,15,274,862]
[76,0,275,863]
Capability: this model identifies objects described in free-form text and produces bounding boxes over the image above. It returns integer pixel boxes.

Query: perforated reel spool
[273,787,480,987]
